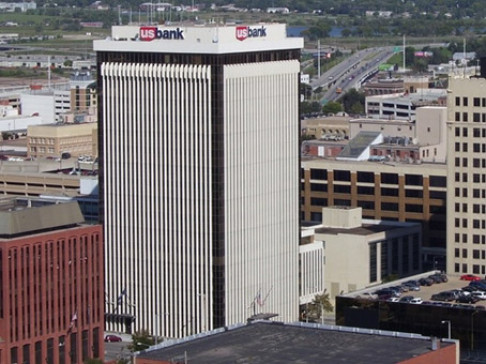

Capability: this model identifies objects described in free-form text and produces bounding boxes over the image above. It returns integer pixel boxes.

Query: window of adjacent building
[311,197,327,206]
[405,204,423,213]
[455,112,460,122]
[455,233,460,243]
[474,128,481,137]
[369,243,377,283]
[334,185,351,194]
[463,112,468,122]
[357,186,374,195]
[455,263,460,273]
[381,188,399,197]
[405,189,423,198]
[381,173,399,184]
[474,113,481,122]
[463,97,469,106]
[463,264,468,273]
[357,171,374,183]
[381,202,398,211]
[455,248,460,257]
[463,218,468,228]
[357,200,375,210]
[474,220,481,229]
[405,174,423,186]
[35,341,42,364]
[463,234,468,243]
[334,199,351,207]
[456,97,461,106]
[463,173,468,182]
[310,183,327,192]
[455,157,460,167]
[333,170,351,181]
[429,190,446,199]
[474,250,481,259]
[310,168,327,180]
[474,158,481,168]
[474,97,481,107]
[463,158,468,167]
[474,143,481,153]
[455,172,460,182]
[463,143,468,152]
[463,128,468,137]
[455,127,461,136]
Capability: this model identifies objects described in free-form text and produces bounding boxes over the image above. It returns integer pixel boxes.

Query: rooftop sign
[235,26,267,41]
[139,26,184,41]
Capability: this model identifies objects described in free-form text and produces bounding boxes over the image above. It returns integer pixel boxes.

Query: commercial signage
[139,26,184,41]
[235,26,267,41]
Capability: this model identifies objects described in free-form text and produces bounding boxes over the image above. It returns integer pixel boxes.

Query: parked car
[419,277,434,286]
[461,274,482,281]
[456,295,480,304]
[469,280,486,291]
[410,297,423,304]
[387,297,400,302]
[431,291,456,302]
[472,291,486,300]
[429,273,447,283]
[399,295,414,303]
[403,280,421,291]
[104,335,122,342]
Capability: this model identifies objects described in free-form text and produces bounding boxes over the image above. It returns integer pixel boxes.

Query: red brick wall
[0,224,104,364]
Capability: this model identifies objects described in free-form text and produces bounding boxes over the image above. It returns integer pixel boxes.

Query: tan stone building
[446,74,486,276]
[27,122,97,159]
[313,207,422,299]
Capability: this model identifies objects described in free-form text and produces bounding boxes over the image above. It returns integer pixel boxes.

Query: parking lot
[349,271,486,308]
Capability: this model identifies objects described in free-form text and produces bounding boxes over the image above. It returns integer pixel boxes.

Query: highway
[309,46,395,103]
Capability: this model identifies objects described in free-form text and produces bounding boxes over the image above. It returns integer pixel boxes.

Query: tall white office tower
[447,60,486,277]
[94,24,303,338]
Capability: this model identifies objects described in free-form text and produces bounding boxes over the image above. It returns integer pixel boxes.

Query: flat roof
[94,24,303,54]
[315,223,403,236]
[137,321,453,363]
[0,196,84,237]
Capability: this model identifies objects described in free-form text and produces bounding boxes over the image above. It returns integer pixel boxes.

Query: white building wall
[20,93,55,123]
[299,241,325,305]
[102,62,213,338]
[223,60,300,324]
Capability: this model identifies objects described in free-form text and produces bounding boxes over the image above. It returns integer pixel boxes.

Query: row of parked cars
[372,273,448,301]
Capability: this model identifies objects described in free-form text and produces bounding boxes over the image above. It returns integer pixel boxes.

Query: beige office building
[27,122,97,159]
[446,73,486,275]
[313,207,422,299]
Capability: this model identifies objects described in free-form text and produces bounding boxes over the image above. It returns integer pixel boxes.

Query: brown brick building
[0,197,104,364]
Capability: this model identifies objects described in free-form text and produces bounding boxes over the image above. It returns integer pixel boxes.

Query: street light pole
[441,320,451,339]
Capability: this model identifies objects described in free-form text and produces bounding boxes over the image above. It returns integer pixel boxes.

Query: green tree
[127,329,155,352]
[341,88,365,116]
[322,101,343,115]
[305,293,334,322]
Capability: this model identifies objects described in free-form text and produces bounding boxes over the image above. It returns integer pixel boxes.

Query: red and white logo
[140,26,157,41]
[236,26,248,41]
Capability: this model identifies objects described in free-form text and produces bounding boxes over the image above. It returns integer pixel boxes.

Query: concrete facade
[313,207,422,299]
